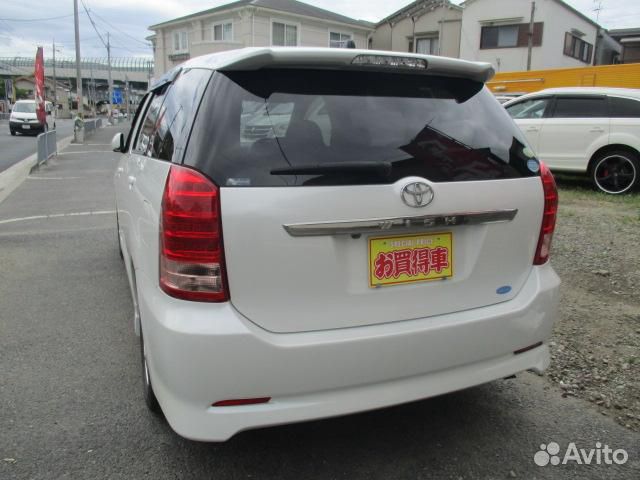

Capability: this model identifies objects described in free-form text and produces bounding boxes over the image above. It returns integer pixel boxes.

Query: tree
[0,77,28,101]
[15,87,29,100]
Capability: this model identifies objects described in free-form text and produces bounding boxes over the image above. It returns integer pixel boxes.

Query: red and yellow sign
[369,232,453,287]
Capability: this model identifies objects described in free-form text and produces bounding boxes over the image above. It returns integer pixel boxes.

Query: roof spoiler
[215,48,495,84]
[150,66,181,92]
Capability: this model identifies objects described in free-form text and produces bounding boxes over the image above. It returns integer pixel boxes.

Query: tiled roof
[150,0,374,30]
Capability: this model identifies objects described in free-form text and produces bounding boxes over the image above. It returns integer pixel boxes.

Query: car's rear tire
[140,327,162,414]
[591,150,639,194]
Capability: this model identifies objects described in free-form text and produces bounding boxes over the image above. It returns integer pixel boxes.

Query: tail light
[160,165,229,302]
[533,162,558,265]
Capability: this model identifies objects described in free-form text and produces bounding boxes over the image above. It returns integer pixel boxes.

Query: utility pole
[107,31,113,121]
[73,0,83,114]
[52,39,57,107]
[438,0,446,55]
[526,1,536,71]
[125,74,130,121]
[90,62,95,116]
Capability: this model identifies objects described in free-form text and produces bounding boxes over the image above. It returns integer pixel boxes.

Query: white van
[112,48,560,441]
[9,100,51,136]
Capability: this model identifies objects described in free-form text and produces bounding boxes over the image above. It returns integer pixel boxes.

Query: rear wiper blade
[271,161,392,176]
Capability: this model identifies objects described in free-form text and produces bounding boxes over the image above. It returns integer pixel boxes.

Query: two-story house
[148,0,374,76]
[610,27,640,64]
[370,0,462,57]
[459,0,608,71]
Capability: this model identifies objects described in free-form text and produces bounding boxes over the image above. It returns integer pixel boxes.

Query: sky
[0,0,639,60]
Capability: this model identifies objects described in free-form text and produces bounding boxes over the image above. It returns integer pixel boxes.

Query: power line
[0,14,73,22]
[87,8,152,47]
[80,0,107,49]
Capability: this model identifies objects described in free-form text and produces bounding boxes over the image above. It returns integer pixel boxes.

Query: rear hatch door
[185,67,543,333]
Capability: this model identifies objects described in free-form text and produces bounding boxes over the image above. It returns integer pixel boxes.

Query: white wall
[460,0,598,72]
[152,7,371,75]
[251,11,368,48]
[371,5,462,58]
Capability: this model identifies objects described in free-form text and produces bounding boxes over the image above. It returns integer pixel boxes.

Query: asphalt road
[0,125,639,480]
[0,119,75,173]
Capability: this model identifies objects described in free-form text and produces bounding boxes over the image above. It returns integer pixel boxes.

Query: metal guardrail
[36,118,105,165]
[74,117,104,143]
[0,113,9,121]
[36,130,57,167]
[82,118,104,136]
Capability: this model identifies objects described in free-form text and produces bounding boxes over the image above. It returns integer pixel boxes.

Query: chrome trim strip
[283,209,518,237]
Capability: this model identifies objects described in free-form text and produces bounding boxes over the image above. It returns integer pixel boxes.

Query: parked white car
[494,93,523,104]
[504,87,640,194]
[112,48,560,442]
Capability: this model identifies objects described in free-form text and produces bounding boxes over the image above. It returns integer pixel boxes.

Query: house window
[173,31,188,52]
[480,23,543,49]
[563,33,593,63]
[330,31,352,48]
[416,37,439,55]
[213,22,233,41]
[272,21,298,46]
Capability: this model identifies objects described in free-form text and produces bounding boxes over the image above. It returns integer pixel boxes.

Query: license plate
[21,125,31,129]
[369,232,453,287]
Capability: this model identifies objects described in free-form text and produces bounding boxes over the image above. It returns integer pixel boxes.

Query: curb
[0,133,75,205]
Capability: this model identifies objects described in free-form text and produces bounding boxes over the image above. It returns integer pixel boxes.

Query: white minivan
[9,99,52,136]
[113,48,560,441]
[504,87,640,194]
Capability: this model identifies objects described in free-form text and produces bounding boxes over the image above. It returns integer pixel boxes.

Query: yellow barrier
[487,63,640,94]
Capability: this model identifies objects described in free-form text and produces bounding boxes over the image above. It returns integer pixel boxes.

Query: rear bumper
[137,263,560,441]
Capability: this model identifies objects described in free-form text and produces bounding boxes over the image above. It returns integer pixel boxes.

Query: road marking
[0,209,115,225]
[27,176,82,180]
[67,143,111,146]
[59,151,116,155]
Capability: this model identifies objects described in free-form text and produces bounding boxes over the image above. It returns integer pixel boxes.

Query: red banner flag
[34,46,46,125]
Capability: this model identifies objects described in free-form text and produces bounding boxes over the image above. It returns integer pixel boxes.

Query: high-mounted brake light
[533,162,558,265]
[351,55,428,69]
[160,165,229,302]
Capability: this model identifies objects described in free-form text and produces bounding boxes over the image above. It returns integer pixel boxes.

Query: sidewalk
[0,124,128,229]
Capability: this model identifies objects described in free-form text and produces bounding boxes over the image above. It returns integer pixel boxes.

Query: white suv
[112,48,560,442]
[504,87,640,194]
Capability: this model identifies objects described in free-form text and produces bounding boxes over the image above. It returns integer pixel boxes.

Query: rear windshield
[13,102,36,113]
[185,69,538,187]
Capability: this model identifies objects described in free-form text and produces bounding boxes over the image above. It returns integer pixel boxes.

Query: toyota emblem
[401,182,434,208]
